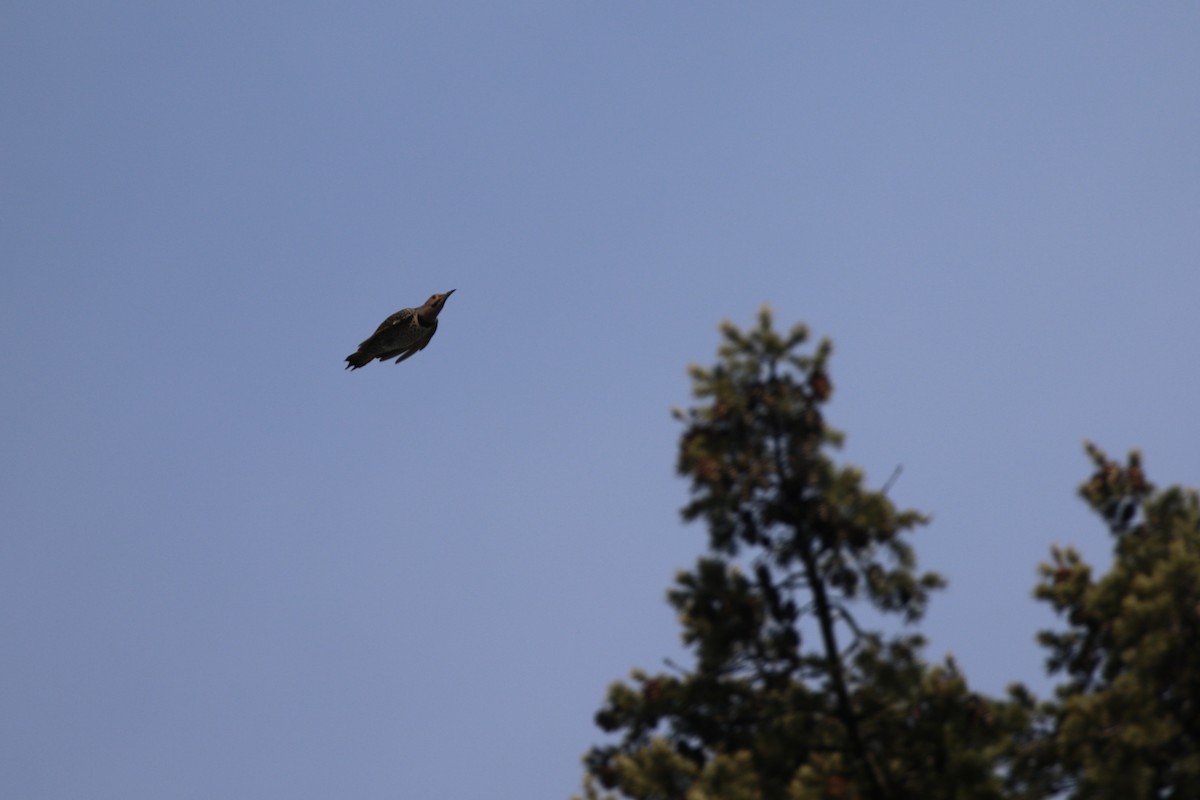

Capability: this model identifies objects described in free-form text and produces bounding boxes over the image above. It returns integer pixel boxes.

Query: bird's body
[345,290,455,370]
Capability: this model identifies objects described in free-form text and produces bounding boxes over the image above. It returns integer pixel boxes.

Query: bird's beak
[445,289,456,297]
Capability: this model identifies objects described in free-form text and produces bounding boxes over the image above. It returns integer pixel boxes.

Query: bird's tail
[344,350,373,370]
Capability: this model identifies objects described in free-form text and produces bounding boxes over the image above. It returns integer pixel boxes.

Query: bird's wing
[371,307,415,334]
[355,308,417,354]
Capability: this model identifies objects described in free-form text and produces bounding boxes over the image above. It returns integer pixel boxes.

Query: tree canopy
[577,309,1200,800]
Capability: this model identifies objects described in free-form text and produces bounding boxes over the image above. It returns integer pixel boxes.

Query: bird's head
[422,289,455,317]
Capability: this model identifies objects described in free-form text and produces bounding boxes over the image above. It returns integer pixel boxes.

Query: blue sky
[2,3,1197,798]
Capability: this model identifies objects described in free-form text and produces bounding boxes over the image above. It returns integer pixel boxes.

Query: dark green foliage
[579,309,1031,800]
[1031,444,1200,798]
[577,309,1200,800]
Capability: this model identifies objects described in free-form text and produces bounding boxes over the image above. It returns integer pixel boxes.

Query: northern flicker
[344,290,455,370]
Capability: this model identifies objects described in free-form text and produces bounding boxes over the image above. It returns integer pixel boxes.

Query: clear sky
[2,3,1197,798]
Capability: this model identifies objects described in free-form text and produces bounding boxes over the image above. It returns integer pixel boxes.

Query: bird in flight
[344,290,455,370]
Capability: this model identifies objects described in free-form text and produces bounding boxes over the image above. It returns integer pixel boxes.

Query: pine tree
[1032,444,1200,797]
[578,309,1033,800]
